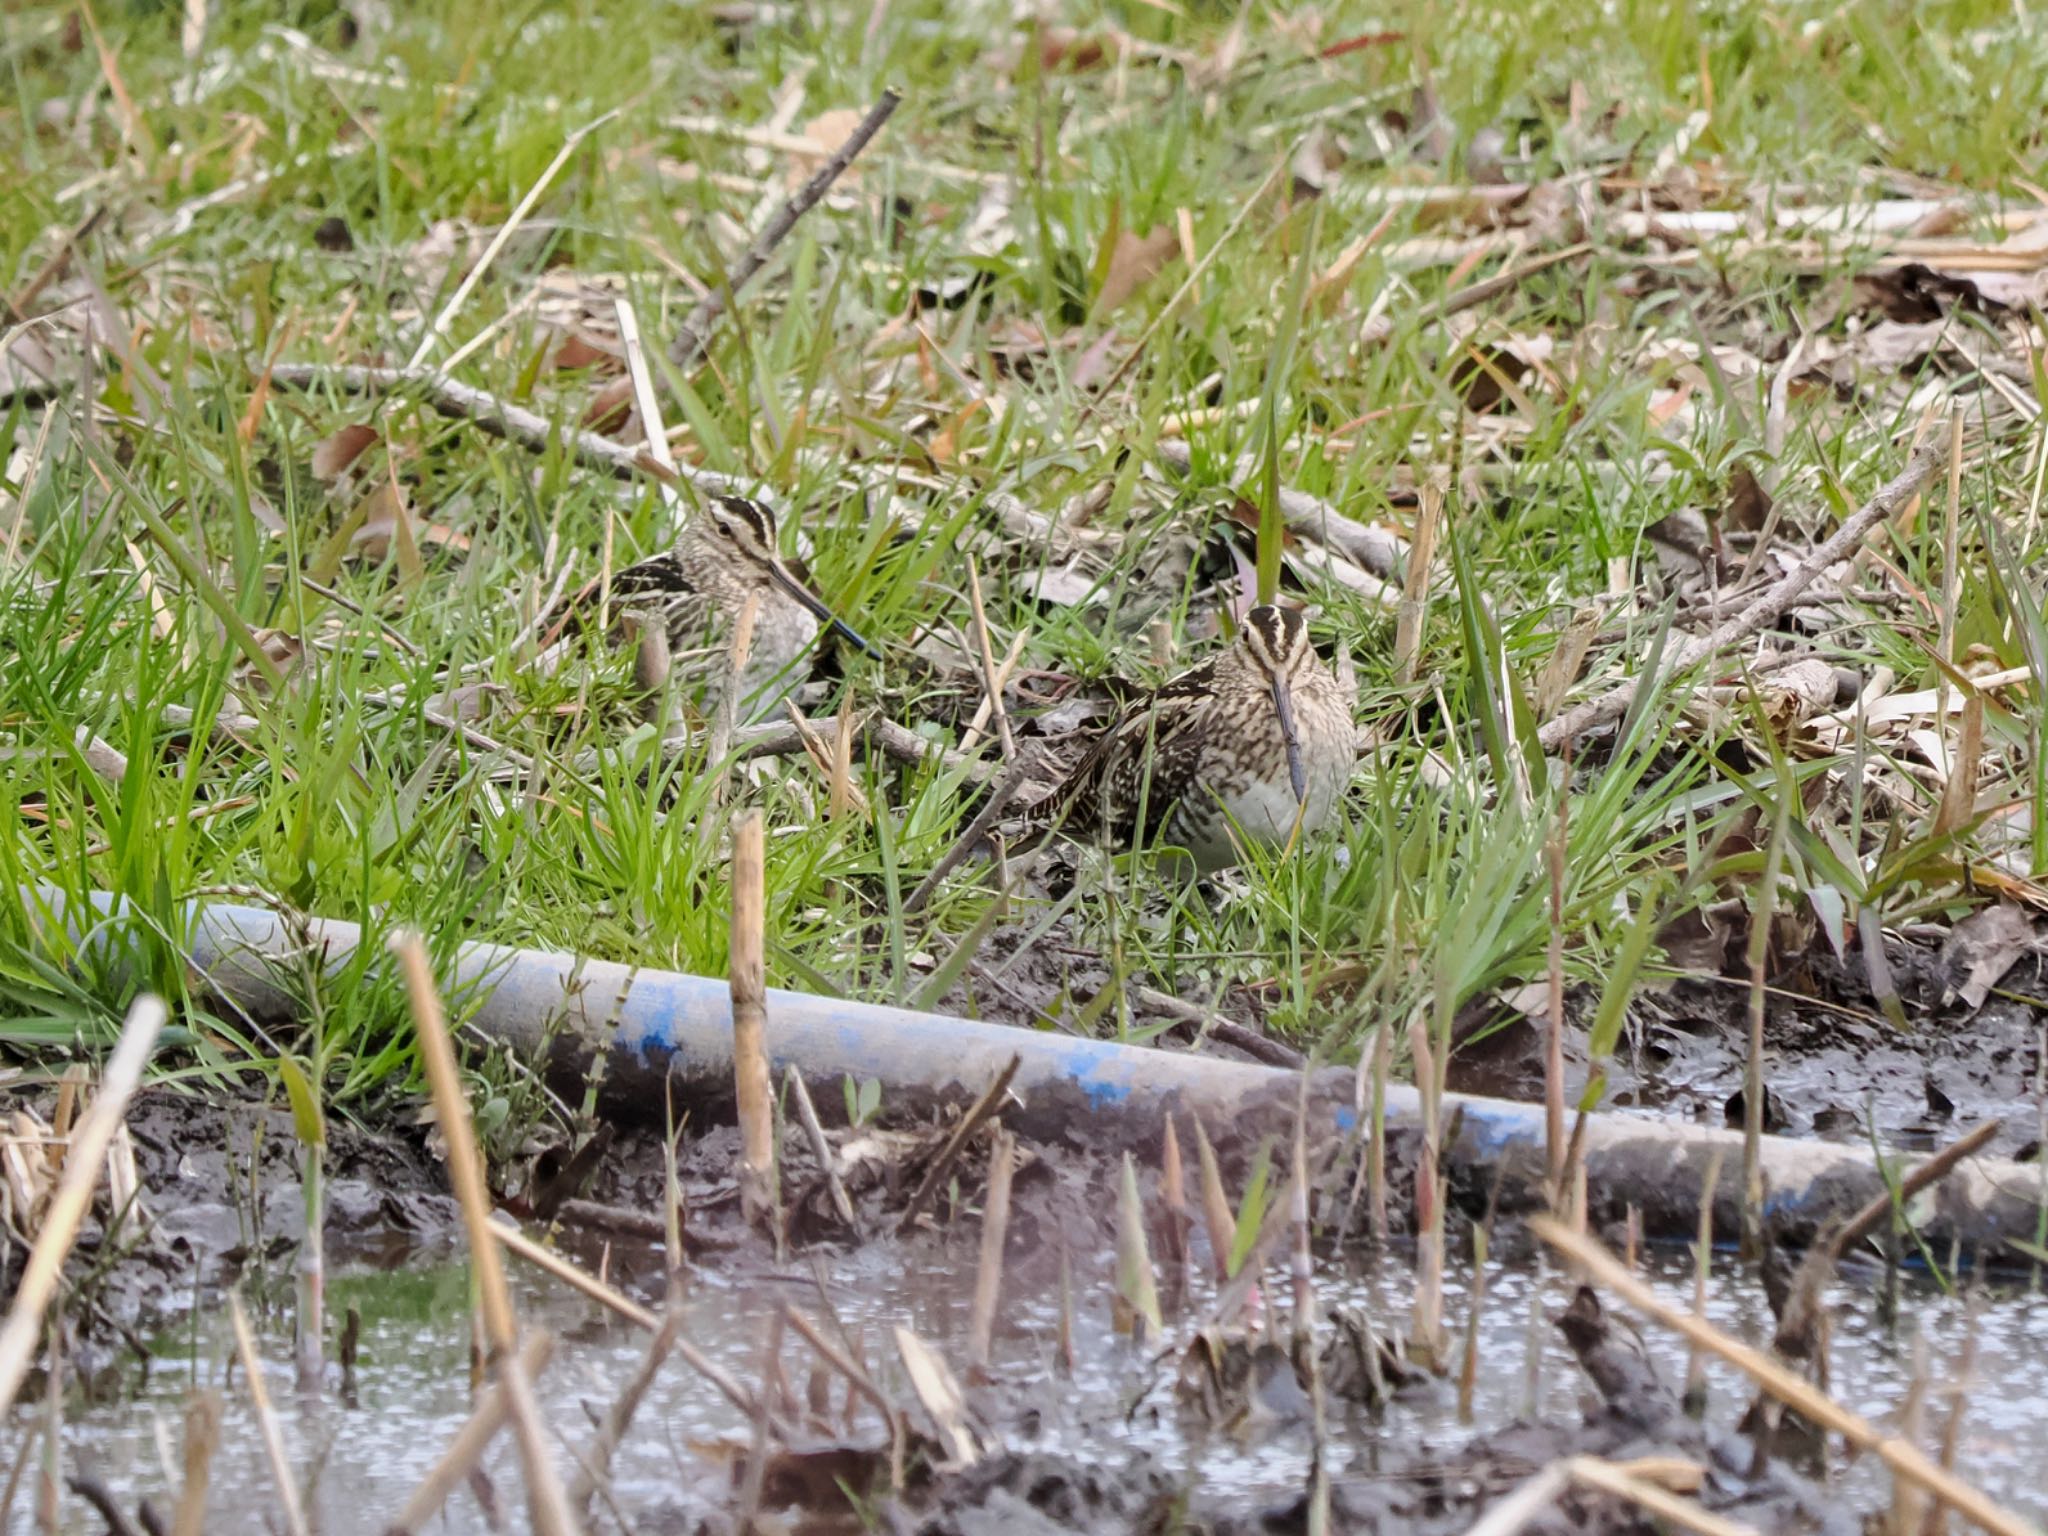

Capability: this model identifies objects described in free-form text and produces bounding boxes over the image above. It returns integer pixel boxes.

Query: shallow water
[14,1229,2048,1533]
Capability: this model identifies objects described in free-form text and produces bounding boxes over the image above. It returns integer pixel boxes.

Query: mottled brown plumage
[1046,605,1355,872]
[602,494,870,717]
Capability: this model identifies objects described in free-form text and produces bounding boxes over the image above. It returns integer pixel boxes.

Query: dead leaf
[1724,460,1773,533]
[1095,226,1181,316]
[1938,901,2039,1012]
[311,423,379,482]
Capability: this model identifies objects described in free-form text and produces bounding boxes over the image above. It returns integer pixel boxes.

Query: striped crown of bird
[1038,604,1356,873]
[592,493,874,717]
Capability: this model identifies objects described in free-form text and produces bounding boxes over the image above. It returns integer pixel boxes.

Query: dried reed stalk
[1528,1217,2039,1536]
[785,1067,856,1229]
[0,995,165,1418]
[966,1123,1016,1375]
[228,1292,309,1536]
[395,935,579,1536]
[730,810,778,1230]
[383,1332,554,1536]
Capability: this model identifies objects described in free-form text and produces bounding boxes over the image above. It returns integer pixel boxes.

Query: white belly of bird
[1171,764,1343,872]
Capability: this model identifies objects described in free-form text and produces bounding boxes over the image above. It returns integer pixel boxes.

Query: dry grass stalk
[1368,1020,1392,1241]
[1457,1223,1490,1423]
[1544,801,1568,1201]
[228,1292,309,1536]
[966,1122,1016,1376]
[1740,798,1787,1259]
[1893,1331,1933,1536]
[170,1389,221,1536]
[896,1326,986,1466]
[958,629,1029,757]
[785,1067,857,1229]
[962,556,1017,759]
[490,1216,659,1330]
[1191,1117,1235,1281]
[1393,472,1442,683]
[1567,1456,1762,1536]
[1465,1454,1751,1536]
[1927,1312,1980,1536]
[394,934,580,1536]
[1935,692,1984,837]
[567,1302,681,1518]
[782,1304,906,1488]
[830,707,857,819]
[729,810,778,1231]
[36,1324,58,1535]
[1289,1108,1315,1345]
[894,1054,1019,1236]
[1527,1216,2040,1536]
[406,108,618,368]
[1159,1116,1188,1269]
[384,1332,555,1536]
[1409,1014,1446,1367]
[0,994,165,1419]
[1687,1147,1725,1408]
[782,705,871,818]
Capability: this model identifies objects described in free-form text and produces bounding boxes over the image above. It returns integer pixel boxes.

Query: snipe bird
[1046,605,1354,872]
[601,494,873,717]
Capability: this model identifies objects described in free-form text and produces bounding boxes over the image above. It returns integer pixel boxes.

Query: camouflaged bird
[595,494,872,719]
[1041,605,1355,872]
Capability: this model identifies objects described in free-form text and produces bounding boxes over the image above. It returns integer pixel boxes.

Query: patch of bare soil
[1449,939,2047,1162]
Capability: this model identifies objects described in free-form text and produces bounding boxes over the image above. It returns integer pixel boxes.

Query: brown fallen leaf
[311,423,379,482]
[1094,225,1181,317]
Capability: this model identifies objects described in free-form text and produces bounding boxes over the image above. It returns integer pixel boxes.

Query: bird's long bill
[770,564,879,657]
[1269,672,1309,805]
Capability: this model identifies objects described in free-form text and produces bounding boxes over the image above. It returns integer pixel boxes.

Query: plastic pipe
[29,892,2046,1255]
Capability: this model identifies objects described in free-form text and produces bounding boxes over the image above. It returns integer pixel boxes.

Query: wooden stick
[1526,1216,2041,1536]
[1538,439,1944,751]
[228,1292,309,1536]
[966,1123,1016,1374]
[394,935,580,1536]
[730,810,777,1229]
[266,363,750,499]
[667,90,901,370]
[382,1332,555,1536]
[0,995,164,1418]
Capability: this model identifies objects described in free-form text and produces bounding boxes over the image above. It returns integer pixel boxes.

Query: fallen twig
[1527,1216,2040,1536]
[1538,439,1945,751]
[666,89,901,371]
[895,1055,1021,1237]
[267,362,749,498]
